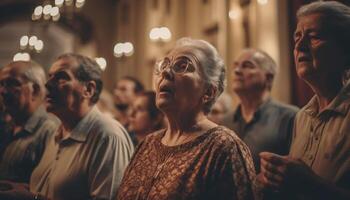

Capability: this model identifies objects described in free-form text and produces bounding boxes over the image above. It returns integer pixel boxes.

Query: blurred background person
[222,49,299,199]
[117,38,259,200]
[208,91,233,124]
[222,49,299,172]
[0,96,14,161]
[260,1,350,200]
[0,61,59,183]
[113,76,144,128]
[97,89,118,118]
[128,91,164,146]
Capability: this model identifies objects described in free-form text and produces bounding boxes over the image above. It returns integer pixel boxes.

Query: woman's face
[294,13,348,83]
[154,47,207,114]
[128,96,154,135]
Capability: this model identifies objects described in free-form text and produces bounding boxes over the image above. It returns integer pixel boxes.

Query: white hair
[11,61,47,100]
[174,37,226,114]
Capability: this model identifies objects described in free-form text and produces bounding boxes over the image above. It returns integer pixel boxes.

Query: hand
[0,180,35,200]
[259,152,317,192]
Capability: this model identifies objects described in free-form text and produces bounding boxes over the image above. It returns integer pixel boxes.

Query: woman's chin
[156,99,173,112]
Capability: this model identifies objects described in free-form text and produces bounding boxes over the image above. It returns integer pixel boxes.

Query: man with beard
[0,61,59,183]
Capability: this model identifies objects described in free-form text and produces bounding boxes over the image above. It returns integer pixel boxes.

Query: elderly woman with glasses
[117,38,259,200]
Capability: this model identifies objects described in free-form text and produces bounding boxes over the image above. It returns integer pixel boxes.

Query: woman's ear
[203,86,217,104]
[84,81,97,100]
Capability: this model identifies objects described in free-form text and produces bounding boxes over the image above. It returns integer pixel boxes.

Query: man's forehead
[235,52,255,64]
[1,62,28,77]
[49,58,78,73]
[118,79,135,89]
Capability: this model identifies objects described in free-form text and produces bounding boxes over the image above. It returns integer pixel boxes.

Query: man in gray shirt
[0,61,59,183]
[0,54,134,200]
[222,49,298,199]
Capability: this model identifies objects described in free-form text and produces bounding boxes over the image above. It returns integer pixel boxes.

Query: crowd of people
[0,1,349,200]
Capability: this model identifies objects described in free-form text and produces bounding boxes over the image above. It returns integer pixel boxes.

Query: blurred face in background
[113,79,137,110]
[231,51,268,96]
[129,95,161,136]
[0,63,34,117]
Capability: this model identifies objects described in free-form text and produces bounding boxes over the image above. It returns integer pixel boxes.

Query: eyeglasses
[154,57,195,75]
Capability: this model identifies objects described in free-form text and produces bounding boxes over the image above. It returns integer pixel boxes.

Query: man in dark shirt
[0,61,59,183]
[222,49,298,199]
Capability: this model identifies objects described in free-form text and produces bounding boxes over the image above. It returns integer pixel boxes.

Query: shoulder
[41,113,60,128]
[89,111,132,145]
[266,100,299,117]
[136,129,165,148]
[36,113,60,137]
[269,100,299,112]
[204,126,251,155]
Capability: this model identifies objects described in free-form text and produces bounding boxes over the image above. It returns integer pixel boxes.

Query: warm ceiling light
[34,40,44,52]
[34,6,43,16]
[20,35,29,47]
[13,52,31,61]
[257,0,268,5]
[29,36,38,46]
[95,57,107,70]
[149,27,172,42]
[43,5,52,15]
[114,42,134,58]
[50,7,60,17]
[229,10,239,20]
[55,0,64,7]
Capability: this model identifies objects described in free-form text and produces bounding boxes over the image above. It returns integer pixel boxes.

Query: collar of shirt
[304,82,350,117]
[55,106,100,143]
[13,106,48,138]
[233,98,273,124]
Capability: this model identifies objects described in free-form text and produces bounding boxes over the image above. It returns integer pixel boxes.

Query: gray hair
[242,48,277,90]
[8,61,47,100]
[57,53,103,104]
[247,49,277,75]
[297,1,350,60]
[174,37,226,114]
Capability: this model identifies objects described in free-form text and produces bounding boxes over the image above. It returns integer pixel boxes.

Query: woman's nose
[160,66,174,80]
[233,66,242,75]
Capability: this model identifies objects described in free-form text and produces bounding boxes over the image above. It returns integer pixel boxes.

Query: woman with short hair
[117,38,259,200]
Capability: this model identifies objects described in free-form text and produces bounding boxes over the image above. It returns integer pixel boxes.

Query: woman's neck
[162,112,216,146]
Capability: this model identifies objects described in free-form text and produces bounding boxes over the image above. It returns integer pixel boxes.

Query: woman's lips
[298,56,311,62]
